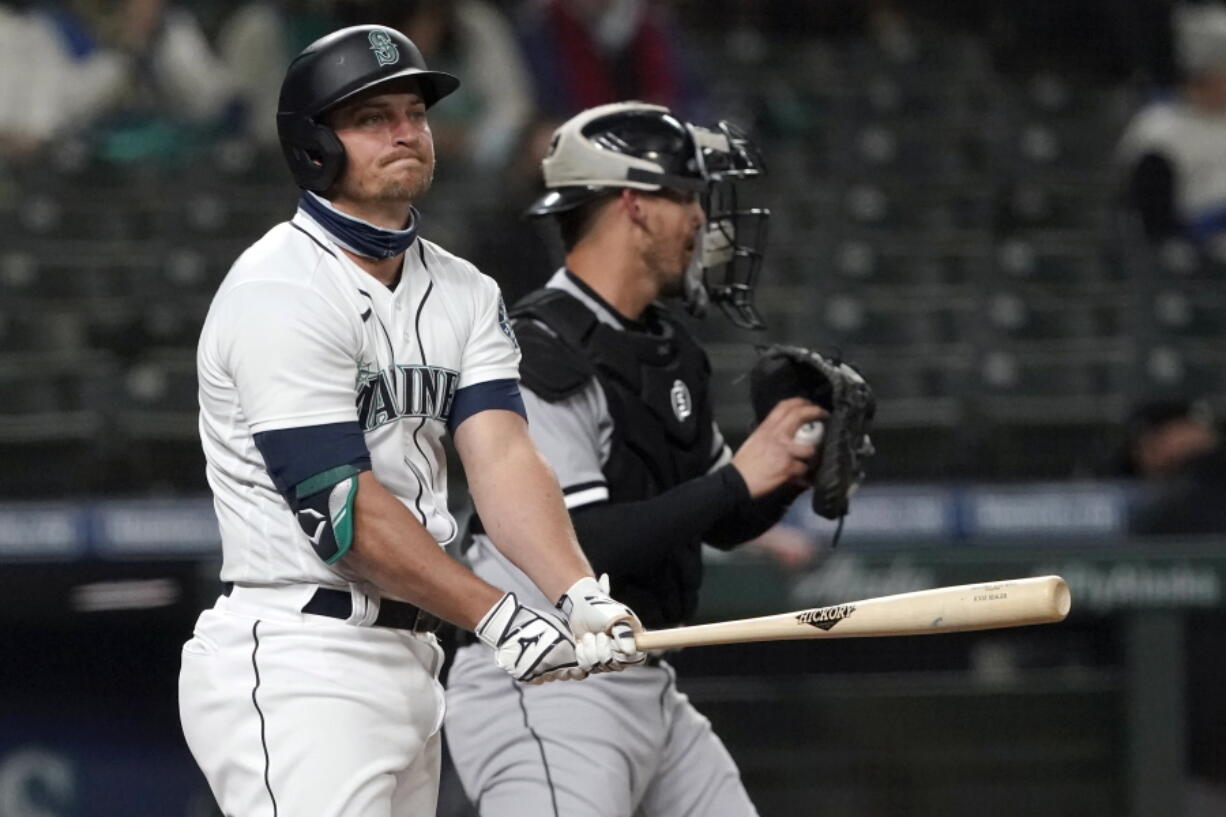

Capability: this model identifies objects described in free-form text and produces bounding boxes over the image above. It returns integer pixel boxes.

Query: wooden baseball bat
[632,575,1070,651]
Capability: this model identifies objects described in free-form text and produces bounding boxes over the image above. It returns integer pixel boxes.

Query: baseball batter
[444,103,824,816]
[178,27,645,817]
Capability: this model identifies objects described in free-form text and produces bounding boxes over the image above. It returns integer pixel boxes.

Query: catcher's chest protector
[512,290,717,500]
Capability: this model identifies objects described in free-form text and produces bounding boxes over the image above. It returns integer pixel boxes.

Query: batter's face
[328,83,436,209]
[635,189,705,298]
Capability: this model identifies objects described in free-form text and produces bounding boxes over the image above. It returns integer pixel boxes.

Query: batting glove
[476,592,585,684]
[558,574,647,672]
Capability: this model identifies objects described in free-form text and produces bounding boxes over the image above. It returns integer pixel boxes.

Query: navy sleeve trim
[253,421,371,501]
[447,378,527,432]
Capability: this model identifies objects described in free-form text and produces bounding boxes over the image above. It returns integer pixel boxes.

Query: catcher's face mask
[527,103,770,329]
[688,120,770,330]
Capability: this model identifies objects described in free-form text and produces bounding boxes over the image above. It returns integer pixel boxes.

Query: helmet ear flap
[303,125,346,193]
[278,118,347,193]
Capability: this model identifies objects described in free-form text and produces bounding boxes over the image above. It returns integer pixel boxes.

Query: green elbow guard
[293,465,362,564]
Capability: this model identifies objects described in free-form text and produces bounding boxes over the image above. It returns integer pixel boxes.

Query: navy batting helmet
[276,25,460,192]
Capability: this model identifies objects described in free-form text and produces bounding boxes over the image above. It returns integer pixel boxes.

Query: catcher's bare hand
[731,397,826,497]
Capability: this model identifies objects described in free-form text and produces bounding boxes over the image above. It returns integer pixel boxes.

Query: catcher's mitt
[749,344,876,520]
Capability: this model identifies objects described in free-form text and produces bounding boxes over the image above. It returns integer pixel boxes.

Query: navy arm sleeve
[703,483,804,549]
[569,465,745,576]
[253,421,372,503]
[447,378,527,433]
[568,464,797,575]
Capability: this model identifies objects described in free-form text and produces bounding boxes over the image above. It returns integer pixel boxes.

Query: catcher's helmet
[527,102,771,330]
[276,25,460,192]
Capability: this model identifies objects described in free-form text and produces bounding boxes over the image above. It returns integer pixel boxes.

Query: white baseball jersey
[197,207,520,586]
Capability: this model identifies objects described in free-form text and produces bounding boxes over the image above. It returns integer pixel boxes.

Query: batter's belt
[223,583,442,634]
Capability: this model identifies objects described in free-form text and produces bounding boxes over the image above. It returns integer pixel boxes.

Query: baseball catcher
[445,101,824,817]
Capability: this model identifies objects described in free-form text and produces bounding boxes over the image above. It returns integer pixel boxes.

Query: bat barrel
[633,575,1071,651]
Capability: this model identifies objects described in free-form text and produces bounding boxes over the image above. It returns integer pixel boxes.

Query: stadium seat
[0,351,118,443]
[830,236,990,289]
[1143,344,1226,396]
[985,291,1127,342]
[0,305,86,353]
[815,291,975,348]
[117,350,199,442]
[977,346,1132,424]
[994,178,1113,233]
[994,235,1122,287]
[840,121,984,179]
[835,181,993,233]
[1152,286,1226,339]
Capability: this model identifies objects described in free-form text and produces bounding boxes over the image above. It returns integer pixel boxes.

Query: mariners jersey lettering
[356,364,459,430]
[198,209,520,586]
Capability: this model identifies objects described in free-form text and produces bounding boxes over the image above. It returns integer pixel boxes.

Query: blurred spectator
[217,1,340,147]
[337,0,533,172]
[517,0,704,120]
[0,0,236,161]
[1122,398,1226,534]
[1120,397,1226,817]
[1117,2,1226,252]
[741,490,825,571]
[744,518,820,570]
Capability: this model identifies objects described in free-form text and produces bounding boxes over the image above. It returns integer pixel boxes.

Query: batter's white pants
[445,643,759,817]
[179,585,446,817]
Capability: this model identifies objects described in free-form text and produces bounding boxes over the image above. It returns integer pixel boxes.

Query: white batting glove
[475,592,586,684]
[557,574,647,672]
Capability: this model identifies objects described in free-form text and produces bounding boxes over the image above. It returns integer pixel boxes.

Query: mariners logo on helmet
[368,30,400,67]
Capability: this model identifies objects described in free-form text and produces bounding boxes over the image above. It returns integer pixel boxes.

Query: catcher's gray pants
[445,643,758,817]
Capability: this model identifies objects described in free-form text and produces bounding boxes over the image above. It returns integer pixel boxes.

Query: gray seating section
[2,25,1221,488]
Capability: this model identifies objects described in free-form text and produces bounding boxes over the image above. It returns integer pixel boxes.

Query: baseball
[793,421,824,446]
